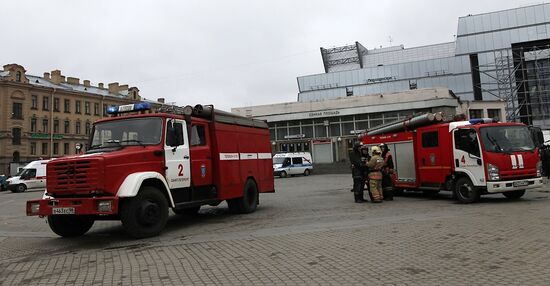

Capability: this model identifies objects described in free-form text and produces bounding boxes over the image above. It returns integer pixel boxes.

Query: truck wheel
[279,171,287,178]
[227,179,258,214]
[173,206,200,215]
[304,169,311,176]
[503,189,526,200]
[120,186,169,238]
[47,215,94,237]
[454,177,480,204]
[12,184,26,193]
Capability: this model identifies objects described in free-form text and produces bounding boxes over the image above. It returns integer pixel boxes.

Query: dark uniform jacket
[349,150,364,178]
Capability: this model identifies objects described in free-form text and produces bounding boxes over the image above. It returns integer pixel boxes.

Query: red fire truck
[360,113,543,203]
[26,103,274,238]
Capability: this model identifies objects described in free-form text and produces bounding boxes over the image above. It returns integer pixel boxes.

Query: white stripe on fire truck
[517,154,524,169]
[257,153,272,159]
[240,153,258,160]
[510,155,517,169]
[219,153,272,160]
[219,153,239,160]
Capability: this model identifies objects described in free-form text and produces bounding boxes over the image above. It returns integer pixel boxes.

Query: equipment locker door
[417,130,447,184]
[165,119,191,189]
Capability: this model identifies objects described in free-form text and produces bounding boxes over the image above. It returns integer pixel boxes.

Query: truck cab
[27,103,274,238]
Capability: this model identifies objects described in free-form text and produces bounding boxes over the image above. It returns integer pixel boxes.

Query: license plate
[513,181,528,187]
[52,207,75,215]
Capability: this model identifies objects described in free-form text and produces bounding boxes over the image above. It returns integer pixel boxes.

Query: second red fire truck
[361,113,543,203]
[27,103,274,238]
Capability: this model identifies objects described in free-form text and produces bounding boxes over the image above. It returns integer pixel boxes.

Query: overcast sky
[2,0,540,111]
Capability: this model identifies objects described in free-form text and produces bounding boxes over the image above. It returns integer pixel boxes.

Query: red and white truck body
[27,104,274,237]
[361,118,543,203]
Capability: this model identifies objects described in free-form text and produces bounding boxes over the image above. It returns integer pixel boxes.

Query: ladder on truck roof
[364,112,445,136]
[184,104,268,129]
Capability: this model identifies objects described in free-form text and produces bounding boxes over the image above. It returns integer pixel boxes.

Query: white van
[273,152,313,178]
[7,159,50,193]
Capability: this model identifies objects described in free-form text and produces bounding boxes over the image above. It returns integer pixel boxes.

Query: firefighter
[380,143,394,201]
[360,145,373,202]
[367,146,385,203]
[350,142,366,203]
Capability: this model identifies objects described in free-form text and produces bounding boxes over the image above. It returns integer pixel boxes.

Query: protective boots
[354,193,366,203]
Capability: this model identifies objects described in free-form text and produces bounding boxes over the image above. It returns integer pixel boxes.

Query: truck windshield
[90,117,163,149]
[480,126,535,153]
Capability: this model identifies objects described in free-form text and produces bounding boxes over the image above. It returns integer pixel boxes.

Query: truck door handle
[184,155,190,159]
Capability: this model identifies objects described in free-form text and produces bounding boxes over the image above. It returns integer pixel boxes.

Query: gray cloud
[2,0,535,111]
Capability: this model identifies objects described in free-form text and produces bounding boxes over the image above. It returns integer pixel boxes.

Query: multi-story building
[297,3,550,128]
[0,63,164,175]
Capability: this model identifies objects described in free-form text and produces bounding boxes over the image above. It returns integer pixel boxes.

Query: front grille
[499,168,537,180]
[48,159,102,195]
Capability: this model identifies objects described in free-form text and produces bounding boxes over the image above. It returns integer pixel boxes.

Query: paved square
[1,174,550,285]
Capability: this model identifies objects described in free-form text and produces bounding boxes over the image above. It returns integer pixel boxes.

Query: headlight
[536,160,542,177]
[487,163,500,181]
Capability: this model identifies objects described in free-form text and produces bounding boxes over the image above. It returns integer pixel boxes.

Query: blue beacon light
[106,102,152,115]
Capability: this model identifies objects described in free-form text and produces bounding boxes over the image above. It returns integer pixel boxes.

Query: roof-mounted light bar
[469,118,497,124]
[107,102,151,115]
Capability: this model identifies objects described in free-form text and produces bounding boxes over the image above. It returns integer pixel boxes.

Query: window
[292,157,303,165]
[166,122,184,146]
[191,125,207,146]
[94,103,100,116]
[53,143,59,155]
[13,151,20,162]
[422,131,439,148]
[42,118,49,132]
[31,142,37,155]
[64,143,69,155]
[75,100,81,114]
[42,143,48,155]
[31,117,37,132]
[43,96,49,110]
[54,98,60,112]
[76,121,81,134]
[487,109,501,121]
[12,128,21,145]
[31,95,38,109]
[64,120,70,133]
[64,99,70,113]
[103,104,108,116]
[454,129,480,157]
[53,119,59,133]
[85,102,90,115]
[469,109,483,119]
[15,71,21,82]
[12,102,23,119]
[346,87,353,96]
[85,122,91,135]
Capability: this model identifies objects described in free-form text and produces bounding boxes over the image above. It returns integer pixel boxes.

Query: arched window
[15,71,22,82]
[133,91,137,100]
[13,151,20,162]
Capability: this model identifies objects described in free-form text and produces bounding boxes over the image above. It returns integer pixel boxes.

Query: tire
[12,184,26,193]
[173,206,200,215]
[120,186,169,238]
[47,215,94,237]
[304,169,311,176]
[393,188,404,196]
[227,179,259,214]
[502,189,526,200]
[279,171,287,178]
[454,177,480,204]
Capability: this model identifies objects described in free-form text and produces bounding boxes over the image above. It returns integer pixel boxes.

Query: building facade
[233,88,505,163]
[0,63,164,175]
[297,3,550,128]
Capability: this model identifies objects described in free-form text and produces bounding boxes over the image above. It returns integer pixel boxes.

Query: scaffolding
[477,45,550,127]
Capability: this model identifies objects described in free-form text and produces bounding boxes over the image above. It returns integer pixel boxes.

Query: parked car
[273,152,313,178]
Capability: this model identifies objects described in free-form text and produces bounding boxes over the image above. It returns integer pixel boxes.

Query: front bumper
[486,177,544,193]
[6,184,18,192]
[26,197,119,216]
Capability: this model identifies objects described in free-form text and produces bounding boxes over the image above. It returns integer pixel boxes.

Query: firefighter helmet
[371,146,382,154]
